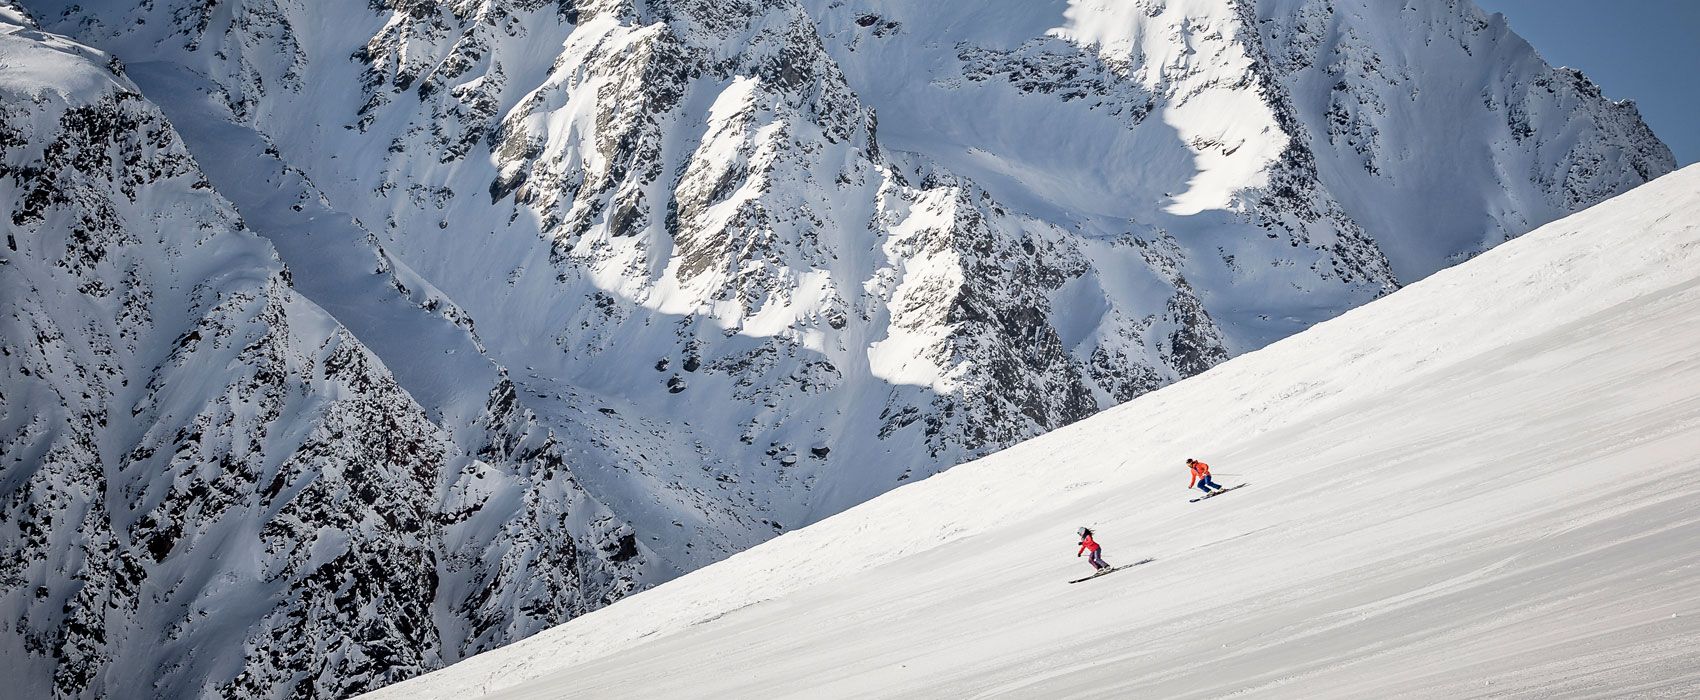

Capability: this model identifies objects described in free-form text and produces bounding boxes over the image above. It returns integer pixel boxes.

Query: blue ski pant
[1197,475,1222,493]
[1088,549,1107,569]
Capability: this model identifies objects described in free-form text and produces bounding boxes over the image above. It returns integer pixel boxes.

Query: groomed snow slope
[369,165,1700,699]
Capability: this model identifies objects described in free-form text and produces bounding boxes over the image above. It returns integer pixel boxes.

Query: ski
[1068,557,1155,584]
[1190,483,1249,503]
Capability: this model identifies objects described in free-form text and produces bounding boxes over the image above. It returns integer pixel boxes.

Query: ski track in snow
[369,167,1700,699]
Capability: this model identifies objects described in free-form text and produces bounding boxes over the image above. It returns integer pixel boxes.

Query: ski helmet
[1077,527,1088,537]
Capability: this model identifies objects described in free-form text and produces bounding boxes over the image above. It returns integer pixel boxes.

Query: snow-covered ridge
[0,19,446,696]
[371,164,1700,698]
[0,19,655,698]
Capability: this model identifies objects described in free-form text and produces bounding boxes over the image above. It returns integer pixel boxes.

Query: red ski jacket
[1188,461,1211,488]
[1078,533,1100,555]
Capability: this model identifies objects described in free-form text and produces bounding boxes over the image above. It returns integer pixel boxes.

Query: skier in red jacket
[1077,527,1110,572]
[1187,458,1225,496]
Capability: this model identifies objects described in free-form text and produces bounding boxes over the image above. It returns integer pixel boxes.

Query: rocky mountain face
[0,11,650,699]
[1,0,1675,696]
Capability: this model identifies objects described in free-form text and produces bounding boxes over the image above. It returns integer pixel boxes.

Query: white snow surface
[371,166,1700,699]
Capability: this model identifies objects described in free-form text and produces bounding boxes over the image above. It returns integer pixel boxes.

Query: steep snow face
[0,19,654,699]
[366,165,1700,700]
[6,0,1678,695]
[1254,0,1676,279]
[806,0,1675,290]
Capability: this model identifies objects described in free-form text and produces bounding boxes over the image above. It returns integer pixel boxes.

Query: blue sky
[1474,0,1699,165]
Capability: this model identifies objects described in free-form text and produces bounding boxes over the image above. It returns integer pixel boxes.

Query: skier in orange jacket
[1187,458,1225,496]
[1077,527,1110,572]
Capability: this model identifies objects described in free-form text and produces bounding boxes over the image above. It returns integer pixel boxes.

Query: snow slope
[371,166,1700,699]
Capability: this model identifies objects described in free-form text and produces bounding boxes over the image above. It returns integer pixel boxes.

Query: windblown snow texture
[0,0,1678,696]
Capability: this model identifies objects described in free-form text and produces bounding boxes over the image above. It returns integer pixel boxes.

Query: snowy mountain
[368,164,1700,699]
[806,0,1675,284]
[0,12,655,699]
[0,0,1679,696]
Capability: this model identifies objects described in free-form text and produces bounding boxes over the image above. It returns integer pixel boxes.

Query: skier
[1077,527,1110,573]
[1187,458,1226,496]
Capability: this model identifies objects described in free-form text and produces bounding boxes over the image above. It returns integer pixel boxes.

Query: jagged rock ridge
[0,14,652,698]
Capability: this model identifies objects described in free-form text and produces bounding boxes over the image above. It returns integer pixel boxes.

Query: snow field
[370,166,1700,699]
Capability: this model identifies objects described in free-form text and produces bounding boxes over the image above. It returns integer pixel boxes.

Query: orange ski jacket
[1187,461,1212,488]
